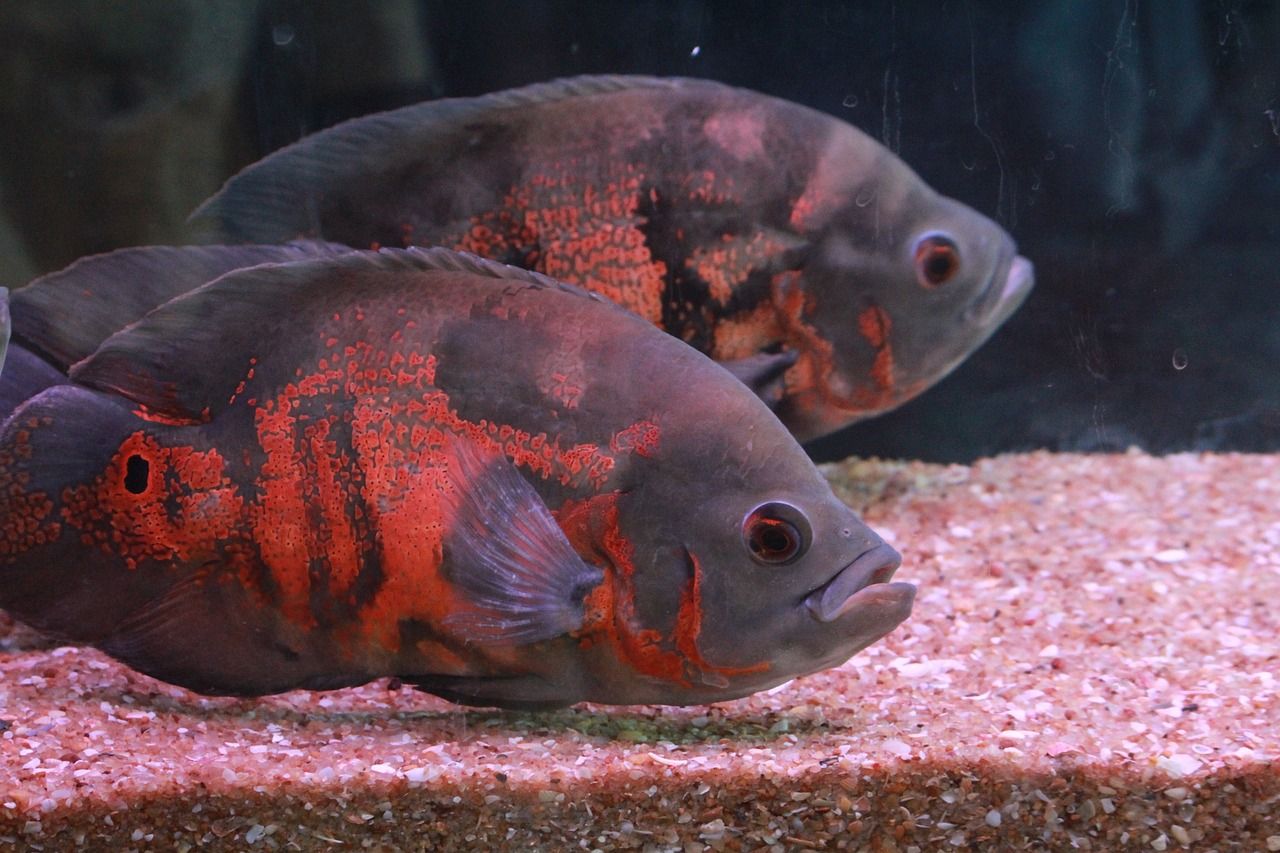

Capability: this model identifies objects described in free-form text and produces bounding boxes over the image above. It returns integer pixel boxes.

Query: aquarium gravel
[1,450,1277,850]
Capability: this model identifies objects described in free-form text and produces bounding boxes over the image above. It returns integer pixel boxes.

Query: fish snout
[806,542,913,623]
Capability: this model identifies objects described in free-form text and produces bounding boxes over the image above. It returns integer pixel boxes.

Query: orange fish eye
[743,502,811,566]
[914,234,961,288]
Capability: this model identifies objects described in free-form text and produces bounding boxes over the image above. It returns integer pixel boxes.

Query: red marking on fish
[609,420,660,458]
[562,494,762,687]
[448,164,668,325]
[857,305,895,393]
[702,109,767,161]
[772,273,898,414]
[674,550,769,682]
[0,418,59,559]
[61,432,243,572]
[685,231,793,306]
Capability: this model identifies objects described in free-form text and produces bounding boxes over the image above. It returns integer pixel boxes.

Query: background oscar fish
[192,75,1034,442]
[0,246,912,708]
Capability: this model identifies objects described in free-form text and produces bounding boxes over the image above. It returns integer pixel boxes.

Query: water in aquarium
[0,2,1277,849]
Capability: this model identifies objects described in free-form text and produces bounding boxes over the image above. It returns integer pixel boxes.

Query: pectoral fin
[440,437,603,646]
[722,349,798,408]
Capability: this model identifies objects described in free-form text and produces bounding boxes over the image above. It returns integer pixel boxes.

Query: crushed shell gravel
[1,450,1277,850]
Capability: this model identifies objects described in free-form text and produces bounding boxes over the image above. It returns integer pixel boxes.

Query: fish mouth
[806,543,914,623]
[967,254,1035,327]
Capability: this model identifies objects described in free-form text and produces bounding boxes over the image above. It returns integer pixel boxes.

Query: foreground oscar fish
[0,246,913,708]
[191,75,1034,442]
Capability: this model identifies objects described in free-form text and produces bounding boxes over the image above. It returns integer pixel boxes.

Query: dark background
[2,0,1276,462]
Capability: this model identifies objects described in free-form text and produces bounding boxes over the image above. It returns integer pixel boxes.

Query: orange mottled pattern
[444,164,668,324]
[0,417,59,559]
[684,231,794,306]
[232,320,662,656]
[710,302,783,362]
[769,272,899,418]
[0,299,673,683]
[60,432,243,572]
[856,305,896,396]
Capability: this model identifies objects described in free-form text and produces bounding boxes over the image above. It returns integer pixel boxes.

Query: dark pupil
[124,454,150,494]
[925,247,955,282]
[753,521,795,558]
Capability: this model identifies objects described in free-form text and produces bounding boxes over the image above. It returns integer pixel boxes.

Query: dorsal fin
[69,247,608,423]
[10,241,352,369]
[188,75,697,242]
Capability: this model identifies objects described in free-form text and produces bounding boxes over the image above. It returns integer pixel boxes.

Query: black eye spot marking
[124,454,150,494]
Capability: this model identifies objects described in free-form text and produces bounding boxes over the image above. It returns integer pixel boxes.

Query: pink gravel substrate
[1,450,1278,851]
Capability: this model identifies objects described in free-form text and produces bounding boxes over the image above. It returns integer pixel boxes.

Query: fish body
[192,75,1034,441]
[0,247,912,708]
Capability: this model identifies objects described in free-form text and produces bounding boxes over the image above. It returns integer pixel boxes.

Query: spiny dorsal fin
[188,75,701,242]
[69,247,609,423]
[11,241,352,370]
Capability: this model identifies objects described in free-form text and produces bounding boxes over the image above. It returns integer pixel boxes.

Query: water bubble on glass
[690,45,701,57]
[272,24,295,46]
[842,94,858,108]
[1172,348,1188,370]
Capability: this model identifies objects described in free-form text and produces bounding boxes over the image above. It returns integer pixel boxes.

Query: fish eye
[742,501,811,566]
[913,233,961,288]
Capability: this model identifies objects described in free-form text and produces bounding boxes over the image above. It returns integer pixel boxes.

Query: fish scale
[191,75,1034,442]
[0,247,913,708]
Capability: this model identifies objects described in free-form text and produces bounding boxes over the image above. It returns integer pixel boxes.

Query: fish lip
[967,254,1035,326]
[805,542,906,623]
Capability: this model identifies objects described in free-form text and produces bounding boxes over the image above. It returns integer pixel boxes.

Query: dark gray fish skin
[0,246,913,708]
[191,75,1034,442]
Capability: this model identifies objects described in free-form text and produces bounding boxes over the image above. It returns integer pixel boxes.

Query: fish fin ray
[721,349,798,408]
[405,674,573,710]
[11,242,352,370]
[68,247,604,423]
[188,75,698,243]
[98,567,313,696]
[440,436,603,646]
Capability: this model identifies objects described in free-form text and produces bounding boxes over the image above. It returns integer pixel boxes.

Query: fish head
[778,136,1034,441]
[586,370,915,704]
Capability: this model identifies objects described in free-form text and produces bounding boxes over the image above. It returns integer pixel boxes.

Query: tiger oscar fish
[191,75,1034,442]
[0,246,912,708]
